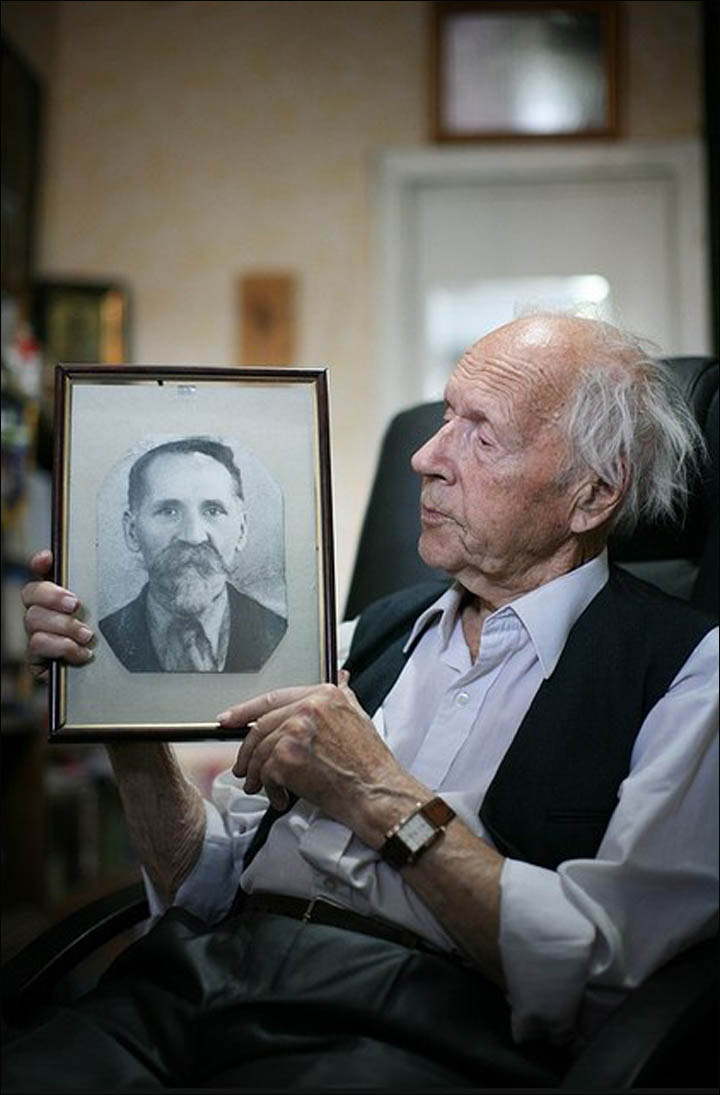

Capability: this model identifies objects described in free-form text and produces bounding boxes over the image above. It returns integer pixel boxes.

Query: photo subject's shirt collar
[146,584,231,670]
[403,550,610,676]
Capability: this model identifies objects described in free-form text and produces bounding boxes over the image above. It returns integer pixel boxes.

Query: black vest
[241,568,714,875]
[342,569,715,870]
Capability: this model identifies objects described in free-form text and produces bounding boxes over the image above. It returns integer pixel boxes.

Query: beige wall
[2,0,705,609]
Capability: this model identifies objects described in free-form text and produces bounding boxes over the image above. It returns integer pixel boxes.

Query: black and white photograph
[50,365,335,739]
[97,435,288,674]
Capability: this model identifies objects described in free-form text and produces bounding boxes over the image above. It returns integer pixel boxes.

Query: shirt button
[324,877,337,893]
[456,691,470,706]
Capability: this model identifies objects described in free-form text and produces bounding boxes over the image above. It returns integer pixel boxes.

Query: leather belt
[241,891,462,964]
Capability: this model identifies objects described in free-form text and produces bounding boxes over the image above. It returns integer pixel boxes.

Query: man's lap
[2,906,568,1091]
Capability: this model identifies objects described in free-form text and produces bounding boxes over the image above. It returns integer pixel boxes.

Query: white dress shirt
[150,551,719,1046]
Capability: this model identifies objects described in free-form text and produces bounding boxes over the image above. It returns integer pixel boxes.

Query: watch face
[402,812,436,852]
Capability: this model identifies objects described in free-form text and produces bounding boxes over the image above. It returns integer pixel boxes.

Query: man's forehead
[449,317,592,406]
[143,450,236,488]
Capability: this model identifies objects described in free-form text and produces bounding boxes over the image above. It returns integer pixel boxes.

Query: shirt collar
[403,583,464,654]
[403,550,610,678]
[146,584,231,660]
[505,550,609,677]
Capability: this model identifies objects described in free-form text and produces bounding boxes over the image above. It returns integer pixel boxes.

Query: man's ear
[122,510,142,553]
[570,475,625,535]
[234,503,248,555]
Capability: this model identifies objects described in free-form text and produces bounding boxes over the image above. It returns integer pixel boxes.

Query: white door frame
[374,139,710,424]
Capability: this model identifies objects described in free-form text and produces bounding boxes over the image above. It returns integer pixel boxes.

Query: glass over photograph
[97,436,288,674]
[50,365,335,740]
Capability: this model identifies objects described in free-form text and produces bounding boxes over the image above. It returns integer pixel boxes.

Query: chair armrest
[559,936,718,1091]
[2,881,150,1026]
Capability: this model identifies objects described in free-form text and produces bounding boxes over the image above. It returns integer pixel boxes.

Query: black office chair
[344,356,719,621]
[2,881,717,1091]
[2,357,718,1090]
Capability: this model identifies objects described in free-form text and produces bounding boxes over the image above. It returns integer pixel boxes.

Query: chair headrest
[609,357,718,564]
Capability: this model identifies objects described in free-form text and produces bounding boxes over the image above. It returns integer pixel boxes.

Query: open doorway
[375,140,710,417]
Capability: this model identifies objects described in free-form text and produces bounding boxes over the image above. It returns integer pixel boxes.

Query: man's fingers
[217,683,333,728]
[265,782,290,811]
[29,549,53,578]
[21,579,79,614]
[232,721,260,776]
[238,721,306,799]
[233,719,281,785]
[22,560,92,674]
[27,630,94,666]
[232,720,278,791]
[24,604,93,644]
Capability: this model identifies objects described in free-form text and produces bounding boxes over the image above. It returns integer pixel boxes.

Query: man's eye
[204,504,228,518]
[155,504,179,517]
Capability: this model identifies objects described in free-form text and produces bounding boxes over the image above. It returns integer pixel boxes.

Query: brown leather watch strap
[381,796,456,869]
[421,796,456,828]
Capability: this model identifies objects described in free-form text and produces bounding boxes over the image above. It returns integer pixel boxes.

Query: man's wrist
[380,796,457,869]
[352,777,438,851]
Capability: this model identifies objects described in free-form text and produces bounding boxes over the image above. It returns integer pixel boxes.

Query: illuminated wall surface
[1,0,705,606]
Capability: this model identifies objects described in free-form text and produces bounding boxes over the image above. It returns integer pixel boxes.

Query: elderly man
[10,314,718,1091]
[98,436,287,672]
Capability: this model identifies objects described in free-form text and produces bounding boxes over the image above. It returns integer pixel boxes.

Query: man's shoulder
[354,579,450,629]
[224,583,288,670]
[345,580,451,670]
[604,565,717,634]
[98,586,149,638]
[562,565,717,698]
[226,583,287,628]
[97,586,157,670]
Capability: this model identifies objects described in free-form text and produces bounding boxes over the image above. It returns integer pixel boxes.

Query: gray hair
[558,327,706,535]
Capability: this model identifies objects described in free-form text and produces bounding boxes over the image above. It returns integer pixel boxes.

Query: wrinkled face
[123,451,247,616]
[410,320,585,597]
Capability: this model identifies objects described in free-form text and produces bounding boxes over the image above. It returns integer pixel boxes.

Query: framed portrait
[50,365,336,741]
[430,1,619,141]
[32,280,131,367]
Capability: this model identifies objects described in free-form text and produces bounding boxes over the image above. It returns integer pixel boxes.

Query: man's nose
[178,509,210,544]
[411,422,455,480]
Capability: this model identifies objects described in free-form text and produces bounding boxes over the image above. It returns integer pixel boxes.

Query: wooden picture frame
[32,280,131,367]
[430,1,619,141]
[50,365,336,741]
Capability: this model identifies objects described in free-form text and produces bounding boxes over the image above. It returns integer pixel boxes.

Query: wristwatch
[380,796,456,869]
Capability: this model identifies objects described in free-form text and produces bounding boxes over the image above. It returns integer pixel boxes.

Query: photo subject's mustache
[150,540,227,582]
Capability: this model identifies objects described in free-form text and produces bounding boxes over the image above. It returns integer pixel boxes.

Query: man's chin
[418,531,455,571]
[152,576,227,616]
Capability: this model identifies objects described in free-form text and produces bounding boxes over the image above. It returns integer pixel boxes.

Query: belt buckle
[302,894,343,922]
[302,896,320,922]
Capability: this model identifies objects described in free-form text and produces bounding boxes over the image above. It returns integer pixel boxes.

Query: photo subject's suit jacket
[98,582,287,672]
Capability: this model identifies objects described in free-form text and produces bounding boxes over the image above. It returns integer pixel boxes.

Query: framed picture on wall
[430,1,619,141]
[50,365,336,741]
[32,280,131,367]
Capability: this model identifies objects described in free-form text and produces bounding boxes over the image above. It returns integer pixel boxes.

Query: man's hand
[220,676,506,983]
[20,550,206,903]
[21,550,94,680]
[218,675,429,845]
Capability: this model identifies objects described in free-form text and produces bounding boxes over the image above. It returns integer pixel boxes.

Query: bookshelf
[0,307,143,960]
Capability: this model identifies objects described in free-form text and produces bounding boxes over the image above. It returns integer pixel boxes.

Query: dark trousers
[2,907,568,1091]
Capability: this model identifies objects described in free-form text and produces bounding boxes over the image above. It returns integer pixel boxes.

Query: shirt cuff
[144,799,243,924]
[499,857,595,1044]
